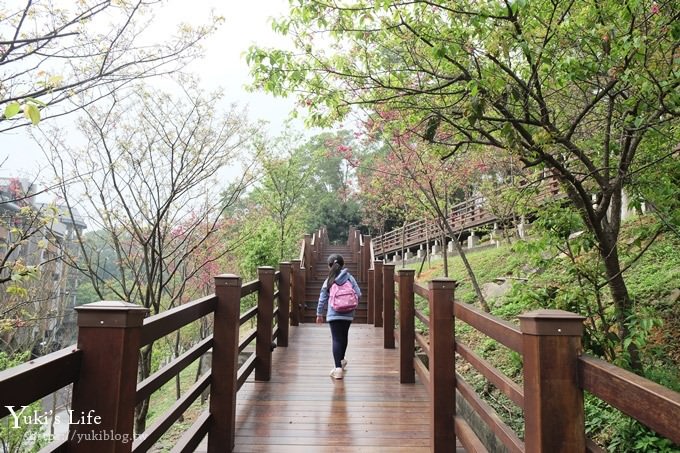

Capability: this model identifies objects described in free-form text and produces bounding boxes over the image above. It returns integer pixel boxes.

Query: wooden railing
[0,265,292,453]
[3,227,678,452]
[373,176,562,257]
[367,264,680,452]
[348,226,371,284]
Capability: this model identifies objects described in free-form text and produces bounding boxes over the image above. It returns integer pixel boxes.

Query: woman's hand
[316,315,323,324]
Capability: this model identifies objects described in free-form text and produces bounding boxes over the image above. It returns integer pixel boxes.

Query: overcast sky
[0,0,297,182]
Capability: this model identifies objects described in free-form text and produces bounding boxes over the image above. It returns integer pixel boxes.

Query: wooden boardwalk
[207,323,442,452]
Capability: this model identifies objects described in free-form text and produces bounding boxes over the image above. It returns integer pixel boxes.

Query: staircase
[300,241,369,323]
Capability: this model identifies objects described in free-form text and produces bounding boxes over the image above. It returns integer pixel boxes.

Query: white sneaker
[341,359,348,370]
[329,367,343,379]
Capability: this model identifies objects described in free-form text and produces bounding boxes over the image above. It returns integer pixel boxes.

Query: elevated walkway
[197,324,463,452]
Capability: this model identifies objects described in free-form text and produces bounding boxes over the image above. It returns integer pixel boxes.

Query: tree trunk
[134,344,153,434]
[600,239,642,371]
[442,231,448,277]
[174,331,184,422]
[441,221,490,312]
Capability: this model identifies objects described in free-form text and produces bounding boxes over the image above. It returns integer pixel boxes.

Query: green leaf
[24,103,40,125]
[24,97,47,107]
[4,102,20,119]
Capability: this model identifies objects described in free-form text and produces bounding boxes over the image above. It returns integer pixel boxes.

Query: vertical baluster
[383,264,395,349]
[256,267,275,381]
[290,259,302,326]
[277,262,291,347]
[428,278,456,453]
[373,261,383,328]
[208,274,242,452]
[520,310,586,452]
[69,301,148,453]
[367,268,374,325]
[397,269,415,383]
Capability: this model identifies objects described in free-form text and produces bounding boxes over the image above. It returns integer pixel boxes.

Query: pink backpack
[329,280,359,313]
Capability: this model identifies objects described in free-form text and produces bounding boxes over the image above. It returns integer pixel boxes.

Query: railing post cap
[279,261,291,267]
[75,301,148,328]
[383,263,395,269]
[290,259,301,263]
[519,309,585,336]
[257,266,276,274]
[214,274,242,286]
[398,269,416,275]
[428,278,457,290]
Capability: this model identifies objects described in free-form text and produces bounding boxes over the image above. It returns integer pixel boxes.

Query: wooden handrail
[0,347,82,418]
[454,301,523,353]
[136,336,213,404]
[141,295,217,346]
[456,373,525,453]
[0,261,290,453]
[373,175,563,257]
[579,355,680,443]
[455,340,524,408]
[383,264,680,451]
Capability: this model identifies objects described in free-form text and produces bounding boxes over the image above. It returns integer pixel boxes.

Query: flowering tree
[249,0,680,368]
[43,83,257,433]
[354,111,491,311]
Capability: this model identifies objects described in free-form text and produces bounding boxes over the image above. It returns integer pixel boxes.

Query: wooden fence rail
[373,175,562,257]
[0,264,292,453]
[371,250,680,453]
[2,226,680,453]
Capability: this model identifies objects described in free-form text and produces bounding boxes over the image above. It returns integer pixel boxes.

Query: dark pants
[328,320,352,368]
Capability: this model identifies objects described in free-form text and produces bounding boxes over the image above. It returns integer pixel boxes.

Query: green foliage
[585,394,680,452]
[309,197,362,244]
[236,217,293,279]
[0,352,48,453]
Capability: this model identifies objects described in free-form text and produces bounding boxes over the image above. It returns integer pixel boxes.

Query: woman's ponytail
[326,254,345,293]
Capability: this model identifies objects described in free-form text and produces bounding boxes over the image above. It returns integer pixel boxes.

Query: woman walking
[316,254,361,380]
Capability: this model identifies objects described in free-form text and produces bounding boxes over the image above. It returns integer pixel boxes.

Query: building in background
[0,177,87,355]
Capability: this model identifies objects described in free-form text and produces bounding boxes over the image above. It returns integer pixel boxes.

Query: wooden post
[277,262,291,347]
[519,310,586,453]
[208,274,241,452]
[304,234,313,281]
[398,269,415,383]
[68,301,148,453]
[367,268,374,325]
[428,278,456,452]
[362,235,371,283]
[383,263,395,349]
[290,259,302,326]
[298,262,307,323]
[373,261,383,328]
[256,266,275,381]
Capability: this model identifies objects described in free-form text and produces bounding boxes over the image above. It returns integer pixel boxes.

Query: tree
[43,83,257,433]
[301,131,362,243]
[251,131,316,261]
[0,0,221,130]
[354,113,491,311]
[248,0,680,369]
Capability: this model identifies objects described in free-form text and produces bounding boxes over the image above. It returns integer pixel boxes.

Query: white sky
[0,0,298,184]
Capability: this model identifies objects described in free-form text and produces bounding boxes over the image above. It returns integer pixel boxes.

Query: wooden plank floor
[197,323,459,452]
